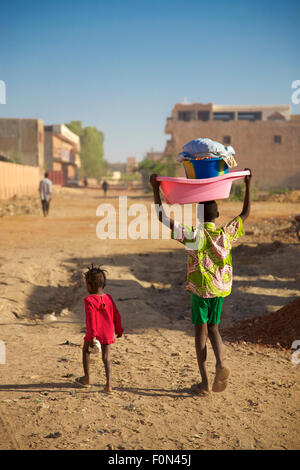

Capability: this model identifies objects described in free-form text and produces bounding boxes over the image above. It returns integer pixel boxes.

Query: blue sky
[0,0,299,162]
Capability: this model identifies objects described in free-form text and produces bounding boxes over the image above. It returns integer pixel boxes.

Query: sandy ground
[0,186,299,450]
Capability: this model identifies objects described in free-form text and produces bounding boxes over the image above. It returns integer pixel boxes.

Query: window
[274,135,282,144]
[223,136,231,145]
[198,111,210,121]
[238,112,262,121]
[213,112,235,121]
[178,111,196,122]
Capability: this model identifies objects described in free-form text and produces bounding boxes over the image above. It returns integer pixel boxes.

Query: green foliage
[120,172,140,182]
[138,153,179,190]
[65,121,106,179]
[65,121,84,138]
[268,187,291,195]
[229,182,244,201]
[229,182,256,201]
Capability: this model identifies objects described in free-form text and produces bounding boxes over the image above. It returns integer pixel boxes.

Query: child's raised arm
[239,168,252,222]
[150,173,175,231]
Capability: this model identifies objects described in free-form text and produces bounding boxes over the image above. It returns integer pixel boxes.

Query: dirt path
[0,187,299,450]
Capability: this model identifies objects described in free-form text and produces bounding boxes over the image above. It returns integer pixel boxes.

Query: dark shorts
[190,294,223,325]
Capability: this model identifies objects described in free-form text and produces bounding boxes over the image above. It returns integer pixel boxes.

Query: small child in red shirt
[75,264,123,392]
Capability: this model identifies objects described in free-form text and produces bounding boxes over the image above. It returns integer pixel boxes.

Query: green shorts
[190,293,223,325]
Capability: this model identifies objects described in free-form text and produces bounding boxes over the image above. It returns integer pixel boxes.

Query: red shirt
[84,294,123,344]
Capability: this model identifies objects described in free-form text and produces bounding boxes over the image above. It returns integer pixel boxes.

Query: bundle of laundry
[177,137,237,169]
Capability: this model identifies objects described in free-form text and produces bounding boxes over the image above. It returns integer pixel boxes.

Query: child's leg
[75,341,91,386]
[207,323,224,367]
[82,340,91,379]
[101,344,112,392]
[194,323,209,392]
[208,323,230,392]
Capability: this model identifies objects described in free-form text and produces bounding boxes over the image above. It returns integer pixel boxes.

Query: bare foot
[212,365,230,392]
[75,376,91,388]
[191,382,209,395]
[104,384,113,393]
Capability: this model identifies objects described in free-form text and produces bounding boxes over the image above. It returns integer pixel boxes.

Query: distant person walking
[84,177,88,188]
[102,180,109,197]
[39,172,52,217]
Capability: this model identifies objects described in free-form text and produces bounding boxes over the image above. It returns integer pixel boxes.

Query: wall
[47,169,65,185]
[0,118,44,167]
[0,161,41,199]
[66,164,76,179]
[52,135,73,161]
[44,130,53,170]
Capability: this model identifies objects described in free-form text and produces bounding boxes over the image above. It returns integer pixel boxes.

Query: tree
[65,121,106,179]
[138,153,179,190]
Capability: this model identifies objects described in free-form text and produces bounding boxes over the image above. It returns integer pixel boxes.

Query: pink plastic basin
[156,170,250,204]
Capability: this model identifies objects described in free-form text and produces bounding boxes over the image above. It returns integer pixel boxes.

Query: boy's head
[198,200,219,222]
[84,264,107,294]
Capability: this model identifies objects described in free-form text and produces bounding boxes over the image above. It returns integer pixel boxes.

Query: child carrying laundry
[75,265,123,392]
[150,170,252,395]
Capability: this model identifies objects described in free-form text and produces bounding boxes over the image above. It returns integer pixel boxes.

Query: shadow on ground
[23,241,300,337]
[0,382,196,398]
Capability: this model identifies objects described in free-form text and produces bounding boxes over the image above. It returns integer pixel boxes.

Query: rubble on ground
[244,218,299,243]
[223,297,300,350]
[0,196,40,216]
[258,190,300,203]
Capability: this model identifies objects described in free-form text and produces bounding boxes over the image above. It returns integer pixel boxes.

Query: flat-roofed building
[165,102,300,189]
[44,124,81,184]
[0,118,44,167]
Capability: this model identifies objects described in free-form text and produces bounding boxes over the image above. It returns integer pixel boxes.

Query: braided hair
[84,264,107,292]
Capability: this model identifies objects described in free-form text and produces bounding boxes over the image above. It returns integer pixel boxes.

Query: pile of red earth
[260,189,300,203]
[223,297,300,350]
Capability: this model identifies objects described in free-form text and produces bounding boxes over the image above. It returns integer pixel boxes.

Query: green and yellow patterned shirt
[172,216,244,298]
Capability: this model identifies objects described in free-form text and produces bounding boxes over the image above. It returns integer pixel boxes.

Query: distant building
[0,118,44,167]
[107,162,127,173]
[146,151,164,162]
[164,102,300,189]
[44,124,81,184]
[126,156,138,173]
[111,171,121,181]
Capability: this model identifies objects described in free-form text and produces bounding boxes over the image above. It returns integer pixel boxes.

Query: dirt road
[0,186,299,450]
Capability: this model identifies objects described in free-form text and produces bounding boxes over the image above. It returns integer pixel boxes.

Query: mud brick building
[0,118,44,167]
[44,124,81,184]
[164,102,300,189]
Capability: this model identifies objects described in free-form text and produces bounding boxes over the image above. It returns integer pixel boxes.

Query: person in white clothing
[39,172,52,216]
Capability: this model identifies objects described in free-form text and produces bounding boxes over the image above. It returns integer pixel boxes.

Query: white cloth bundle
[89,339,101,354]
[177,138,237,168]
